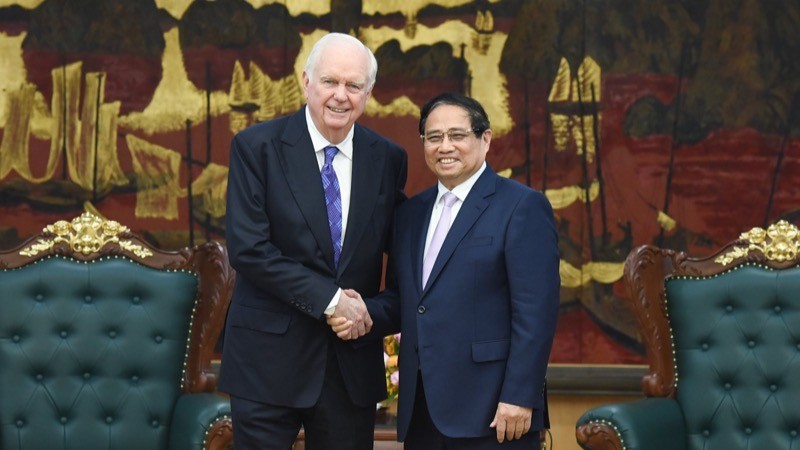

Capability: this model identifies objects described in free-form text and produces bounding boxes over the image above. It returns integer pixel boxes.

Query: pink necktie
[422,192,458,288]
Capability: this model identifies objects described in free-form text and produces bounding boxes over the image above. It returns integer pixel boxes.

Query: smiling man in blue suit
[332,92,560,448]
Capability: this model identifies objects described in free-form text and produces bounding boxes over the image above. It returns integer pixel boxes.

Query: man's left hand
[489,402,532,443]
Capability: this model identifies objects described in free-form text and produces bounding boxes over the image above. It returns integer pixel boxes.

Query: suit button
[417,305,426,314]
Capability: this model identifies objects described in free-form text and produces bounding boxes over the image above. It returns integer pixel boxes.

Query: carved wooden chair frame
[576,220,800,450]
[1,212,235,450]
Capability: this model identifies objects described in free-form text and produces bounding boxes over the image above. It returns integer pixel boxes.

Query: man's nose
[440,136,457,150]
[333,83,348,100]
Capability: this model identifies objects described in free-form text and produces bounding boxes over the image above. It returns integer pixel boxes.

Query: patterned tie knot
[324,146,338,165]
[442,192,457,208]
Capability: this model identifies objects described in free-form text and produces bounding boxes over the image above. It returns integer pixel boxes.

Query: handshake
[327,289,371,340]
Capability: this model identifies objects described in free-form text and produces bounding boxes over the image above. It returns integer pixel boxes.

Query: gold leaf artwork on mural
[127,134,186,220]
[472,9,494,54]
[19,212,153,258]
[228,60,303,133]
[714,220,799,265]
[559,260,624,287]
[497,168,600,210]
[548,57,602,161]
[0,61,127,192]
[2,1,516,220]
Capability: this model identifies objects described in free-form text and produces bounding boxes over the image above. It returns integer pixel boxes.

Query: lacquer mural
[2,0,799,364]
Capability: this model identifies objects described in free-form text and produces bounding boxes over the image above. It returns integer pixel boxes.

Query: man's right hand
[327,315,352,340]
[330,289,372,340]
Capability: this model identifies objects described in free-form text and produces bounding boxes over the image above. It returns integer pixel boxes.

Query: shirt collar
[305,106,354,160]
[435,162,487,204]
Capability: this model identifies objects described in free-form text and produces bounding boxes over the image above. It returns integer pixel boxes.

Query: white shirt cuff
[324,288,342,316]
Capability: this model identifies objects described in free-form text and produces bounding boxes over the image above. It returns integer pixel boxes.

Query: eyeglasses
[319,76,366,95]
[421,128,476,146]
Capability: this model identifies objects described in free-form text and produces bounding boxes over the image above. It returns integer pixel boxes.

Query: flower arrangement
[382,333,401,407]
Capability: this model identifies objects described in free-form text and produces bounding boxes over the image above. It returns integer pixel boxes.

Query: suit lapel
[276,108,337,271]
[421,169,496,298]
[337,125,383,276]
[411,188,438,297]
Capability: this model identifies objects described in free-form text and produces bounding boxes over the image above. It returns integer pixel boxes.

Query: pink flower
[390,370,400,386]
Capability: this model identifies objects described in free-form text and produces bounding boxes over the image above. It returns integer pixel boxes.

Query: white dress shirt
[305,108,354,315]
[423,162,488,259]
[306,107,353,243]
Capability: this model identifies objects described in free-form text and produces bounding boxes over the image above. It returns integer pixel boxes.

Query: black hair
[418,92,490,137]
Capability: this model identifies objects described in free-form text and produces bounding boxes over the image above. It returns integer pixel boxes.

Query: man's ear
[301,71,310,98]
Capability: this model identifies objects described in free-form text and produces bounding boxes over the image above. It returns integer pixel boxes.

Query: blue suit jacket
[219,107,407,408]
[369,167,559,440]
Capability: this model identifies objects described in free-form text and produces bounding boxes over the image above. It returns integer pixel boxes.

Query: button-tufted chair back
[0,213,235,450]
[576,220,800,450]
[668,266,800,449]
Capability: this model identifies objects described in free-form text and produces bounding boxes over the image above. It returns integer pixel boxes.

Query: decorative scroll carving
[19,212,153,258]
[183,241,236,393]
[715,220,799,265]
[623,245,681,398]
[204,417,233,450]
[576,421,624,450]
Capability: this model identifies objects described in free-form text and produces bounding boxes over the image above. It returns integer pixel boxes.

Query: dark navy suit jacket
[219,107,407,408]
[368,167,559,440]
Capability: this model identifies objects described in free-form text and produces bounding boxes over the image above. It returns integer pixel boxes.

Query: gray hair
[304,33,378,91]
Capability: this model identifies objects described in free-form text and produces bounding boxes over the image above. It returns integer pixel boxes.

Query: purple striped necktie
[321,146,342,268]
[422,192,458,288]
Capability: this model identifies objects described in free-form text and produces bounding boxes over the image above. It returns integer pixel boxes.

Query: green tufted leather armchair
[576,221,800,450]
[0,213,234,450]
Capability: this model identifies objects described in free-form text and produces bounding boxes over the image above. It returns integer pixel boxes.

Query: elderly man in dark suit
[220,33,407,450]
[332,92,559,449]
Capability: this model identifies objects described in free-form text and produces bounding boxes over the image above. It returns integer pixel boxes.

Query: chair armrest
[575,398,686,450]
[168,393,232,450]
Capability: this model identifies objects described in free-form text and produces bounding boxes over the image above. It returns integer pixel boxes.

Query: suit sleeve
[225,133,339,318]
[499,189,560,408]
[393,151,409,225]
[364,147,407,337]
[364,244,402,339]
